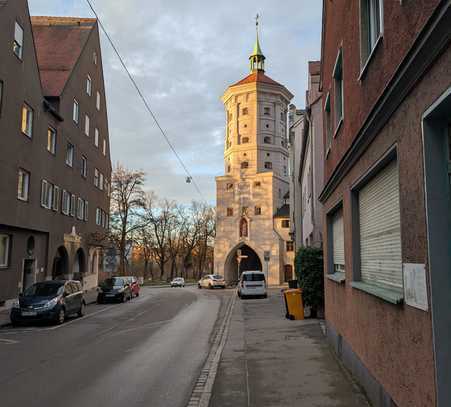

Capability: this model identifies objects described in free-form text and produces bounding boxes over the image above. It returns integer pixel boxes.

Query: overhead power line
[84,0,207,202]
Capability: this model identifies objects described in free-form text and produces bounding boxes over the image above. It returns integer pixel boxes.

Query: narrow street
[0,287,232,407]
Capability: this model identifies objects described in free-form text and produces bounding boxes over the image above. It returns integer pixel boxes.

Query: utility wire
[84,0,207,203]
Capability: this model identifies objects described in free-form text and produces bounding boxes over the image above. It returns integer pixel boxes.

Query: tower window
[227,165,231,173]
[264,136,271,144]
[254,181,261,187]
[254,206,261,215]
[241,161,249,169]
[226,183,233,191]
[242,137,249,144]
[264,107,270,116]
[239,217,248,237]
[281,219,290,228]
[266,153,270,157]
[265,124,270,129]
[227,208,233,216]
[242,107,248,115]
[286,241,294,251]
[264,162,272,169]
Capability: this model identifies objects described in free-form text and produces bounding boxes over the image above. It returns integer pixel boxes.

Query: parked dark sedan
[10,280,85,325]
[97,277,132,303]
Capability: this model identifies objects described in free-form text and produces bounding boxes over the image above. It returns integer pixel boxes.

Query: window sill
[358,35,383,82]
[325,147,331,160]
[351,281,403,305]
[327,272,346,284]
[333,118,343,138]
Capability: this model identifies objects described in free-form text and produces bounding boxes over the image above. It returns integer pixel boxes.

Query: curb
[187,293,236,407]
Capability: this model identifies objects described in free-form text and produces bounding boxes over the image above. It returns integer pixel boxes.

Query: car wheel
[263,294,268,299]
[55,308,65,325]
[77,301,85,317]
[198,284,201,289]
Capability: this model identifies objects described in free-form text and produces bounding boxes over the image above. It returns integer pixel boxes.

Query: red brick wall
[323,45,451,407]
[321,0,441,183]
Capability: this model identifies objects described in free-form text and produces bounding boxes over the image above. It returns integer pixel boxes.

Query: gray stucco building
[0,0,111,304]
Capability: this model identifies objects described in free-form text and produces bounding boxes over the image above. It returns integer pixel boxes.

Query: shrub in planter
[294,246,324,318]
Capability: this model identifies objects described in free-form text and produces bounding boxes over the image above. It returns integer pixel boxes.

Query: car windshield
[212,275,223,280]
[23,282,63,296]
[242,273,265,281]
[102,278,124,288]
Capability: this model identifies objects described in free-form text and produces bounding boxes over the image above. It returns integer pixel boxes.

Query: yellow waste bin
[283,288,304,320]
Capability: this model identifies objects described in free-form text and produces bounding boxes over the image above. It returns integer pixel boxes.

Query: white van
[237,271,267,299]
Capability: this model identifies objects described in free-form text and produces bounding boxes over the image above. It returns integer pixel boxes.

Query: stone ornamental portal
[214,22,295,285]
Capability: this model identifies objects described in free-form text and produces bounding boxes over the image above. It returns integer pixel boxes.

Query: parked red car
[123,276,140,297]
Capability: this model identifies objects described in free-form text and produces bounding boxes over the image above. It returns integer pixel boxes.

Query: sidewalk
[210,289,369,407]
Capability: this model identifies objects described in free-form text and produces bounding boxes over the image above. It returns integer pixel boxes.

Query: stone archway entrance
[224,244,262,284]
[52,246,69,279]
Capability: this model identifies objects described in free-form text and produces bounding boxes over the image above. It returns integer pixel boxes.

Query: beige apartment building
[214,31,295,285]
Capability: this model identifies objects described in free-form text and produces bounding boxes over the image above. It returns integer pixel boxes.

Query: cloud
[28,0,322,204]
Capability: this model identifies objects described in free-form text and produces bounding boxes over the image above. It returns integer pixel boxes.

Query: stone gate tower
[214,24,294,285]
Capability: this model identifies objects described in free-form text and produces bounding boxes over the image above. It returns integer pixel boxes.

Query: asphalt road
[0,286,231,407]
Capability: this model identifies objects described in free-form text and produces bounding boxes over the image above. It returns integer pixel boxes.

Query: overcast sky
[29,0,322,204]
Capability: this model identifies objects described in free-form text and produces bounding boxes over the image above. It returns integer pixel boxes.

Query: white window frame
[70,194,76,217]
[86,75,92,96]
[77,197,84,220]
[96,208,101,225]
[13,21,24,60]
[40,180,53,209]
[102,139,106,156]
[73,99,79,124]
[52,186,60,211]
[360,0,384,71]
[81,155,88,178]
[94,168,99,188]
[21,103,33,138]
[333,49,344,133]
[62,190,70,215]
[0,234,10,267]
[84,200,89,221]
[96,91,101,110]
[17,168,30,201]
[47,126,56,154]
[99,172,104,190]
[94,128,99,147]
[66,143,74,167]
[84,114,90,136]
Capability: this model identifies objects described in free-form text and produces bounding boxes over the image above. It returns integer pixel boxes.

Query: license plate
[21,311,37,316]
[105,294,115,297]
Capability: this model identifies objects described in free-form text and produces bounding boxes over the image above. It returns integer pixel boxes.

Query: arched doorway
[73,248,86,282]
[224,244,262,283]
[52,246,69,279]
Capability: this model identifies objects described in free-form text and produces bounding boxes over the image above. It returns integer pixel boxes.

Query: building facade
[0,0,111,304]
[215,31,295,285]
[298,61,324,248]
[319,1,450,406]
[288,105,304,251]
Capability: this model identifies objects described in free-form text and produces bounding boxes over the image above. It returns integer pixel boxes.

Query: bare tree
[110,163,146,275]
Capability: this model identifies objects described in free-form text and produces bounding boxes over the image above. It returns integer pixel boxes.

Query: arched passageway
[52,246,69,279]
[73,248,86,282]
[224,244,262,283]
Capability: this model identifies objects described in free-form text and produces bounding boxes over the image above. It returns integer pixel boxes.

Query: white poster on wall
[403,263,429,311]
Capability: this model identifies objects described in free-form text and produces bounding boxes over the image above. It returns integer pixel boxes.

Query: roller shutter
[359,160,402,289]
[332,209,345,272]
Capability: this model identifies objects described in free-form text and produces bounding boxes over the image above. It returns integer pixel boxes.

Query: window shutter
[332,209,345,271]
[359,160,402,289]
